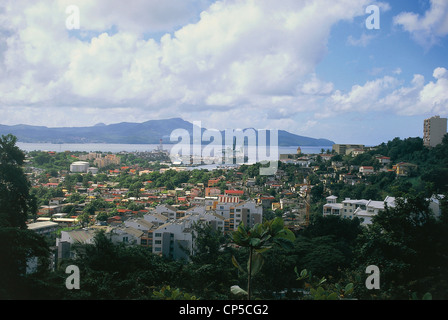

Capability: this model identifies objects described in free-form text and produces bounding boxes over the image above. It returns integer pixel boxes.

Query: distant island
[0,118,335,147]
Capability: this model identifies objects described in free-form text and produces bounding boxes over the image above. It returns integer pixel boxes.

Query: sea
[17,142,330,155]
[17,142,332,171]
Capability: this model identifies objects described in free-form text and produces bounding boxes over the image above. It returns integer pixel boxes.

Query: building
[376,156,391,165]
[279,146,302,161]
[359,166,375,175]
[93,154,121,168]
[323,195,396,225]
[232,201,263,230]
[143,212,169,226]
[332,144,365,155]
[394,162,418,176]
[353,196,396,225]
[108,226,144,245]
[124,217,154,232]
[27,221,59,236]
[155,204,179,219]
[205,187,221,197]
[341,198,369,219]
[152,219,193,260]
[57,228,97,247]
[323,196,343,216]
[423,115,447,147]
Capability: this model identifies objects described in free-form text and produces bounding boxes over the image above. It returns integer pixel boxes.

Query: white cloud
[2,0,446,137]
[323,76,399,116]
[393,67,402,75]
[0,0,376,128]
[317,67,448,118]
[347,33,376,47]
[394,0,448,48]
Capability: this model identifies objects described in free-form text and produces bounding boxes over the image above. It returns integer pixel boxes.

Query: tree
[128,181,144,199]
[231,217,295,300]
[353,194,448,299]
[0,134,35,228]
[310,183,325,204]
[0,134,50,298]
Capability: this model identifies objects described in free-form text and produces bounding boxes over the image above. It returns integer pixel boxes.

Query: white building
[353,196,396,225]
[108,226,144,245]
[323,195,396,225]
[359,166,375,175]
[323,196,343,216]
[124,217,154,231]
[143,212,169,226]
[155,204,178,219]
[233,200,263,229]
[341,198,369,219]
[152,219,194,260]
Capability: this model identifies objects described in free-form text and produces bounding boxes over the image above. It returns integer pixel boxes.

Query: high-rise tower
[423,116,447,147]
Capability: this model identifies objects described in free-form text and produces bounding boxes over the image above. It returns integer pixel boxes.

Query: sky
[0,0,447,146]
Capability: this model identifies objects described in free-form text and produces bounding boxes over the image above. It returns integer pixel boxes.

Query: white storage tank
[70,161,90,173]
[88,167,99,174]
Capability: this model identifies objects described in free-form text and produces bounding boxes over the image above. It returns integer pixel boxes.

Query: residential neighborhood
[21,137,445,269]
[1,115,445,301]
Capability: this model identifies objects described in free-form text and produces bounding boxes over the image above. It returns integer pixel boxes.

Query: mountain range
[0,118,334,146]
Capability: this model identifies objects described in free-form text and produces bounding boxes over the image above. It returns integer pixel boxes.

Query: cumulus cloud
[320,76,399,117]
[317,67,448,118]
[393,0,448,48]
[1,0,446,133]
[0,0,376,127]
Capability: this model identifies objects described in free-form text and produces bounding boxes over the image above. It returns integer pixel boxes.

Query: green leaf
[317,277,327,286]
[249,237,261,248]
[230,285,248,296]
[254,246,271,254]
[327,292,339,300]
[344,283,354,295]
[422,292,432,300]
[275,228,295,242]
[248,252,264,276]
[232,229,249,246]
[270,217,284,235]
[232,255,246,274]
[273,237,295,250]
[296,268,308,280]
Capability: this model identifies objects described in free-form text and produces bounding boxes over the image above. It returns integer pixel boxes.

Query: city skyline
[1,0,447,146]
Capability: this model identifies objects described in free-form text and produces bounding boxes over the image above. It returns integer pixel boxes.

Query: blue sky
[312,0,448,144]
[319,0,446,94]
[0,0,447,146]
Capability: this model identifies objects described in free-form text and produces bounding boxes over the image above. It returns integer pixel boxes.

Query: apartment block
[152,218,195,260]
[423,116,447,147]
